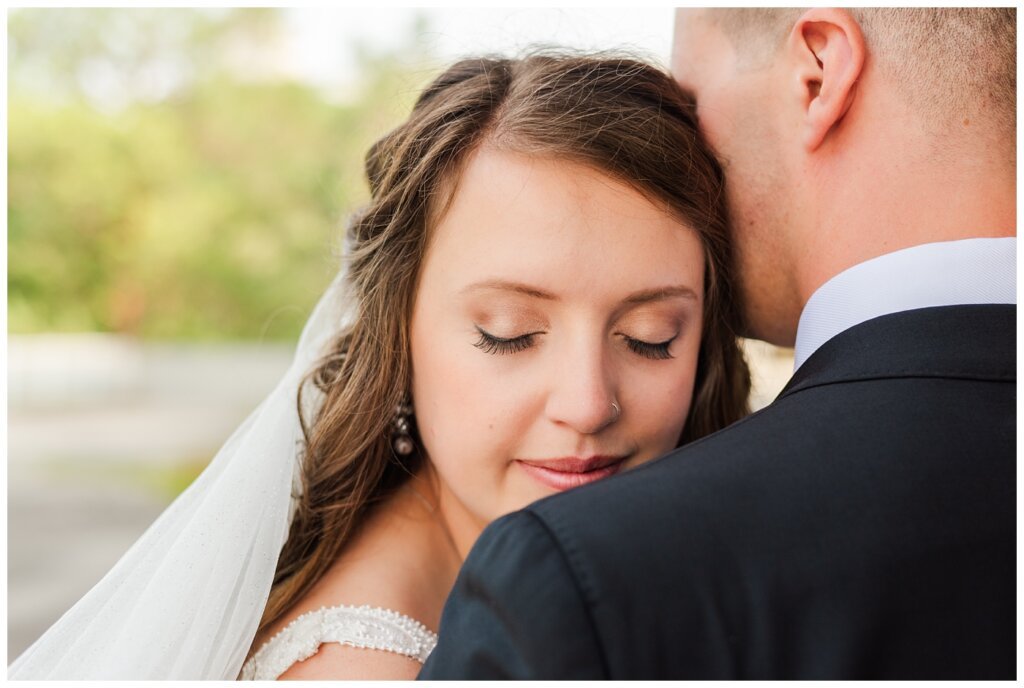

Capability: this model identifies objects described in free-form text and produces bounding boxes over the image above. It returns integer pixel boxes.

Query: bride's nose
[543,340,620,435]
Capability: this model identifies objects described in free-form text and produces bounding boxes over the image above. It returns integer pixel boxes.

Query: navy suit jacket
[419,305,1016,679]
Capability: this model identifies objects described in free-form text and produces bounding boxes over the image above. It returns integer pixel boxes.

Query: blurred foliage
[9,8,437,340]
[43,455,212,503]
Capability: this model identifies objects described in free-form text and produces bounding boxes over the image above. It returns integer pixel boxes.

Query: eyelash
[473,327,539,355]
[625,337,675,360]
[473,327,676,360]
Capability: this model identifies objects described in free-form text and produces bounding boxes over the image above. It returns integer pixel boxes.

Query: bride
[9,53,750,680]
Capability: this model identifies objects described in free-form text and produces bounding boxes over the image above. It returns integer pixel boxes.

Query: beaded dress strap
[239,604,438,680]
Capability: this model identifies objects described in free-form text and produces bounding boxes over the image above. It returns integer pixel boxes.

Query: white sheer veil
[9,266,355,679]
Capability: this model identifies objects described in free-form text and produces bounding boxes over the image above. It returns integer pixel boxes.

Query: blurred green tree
[9,8,437,340]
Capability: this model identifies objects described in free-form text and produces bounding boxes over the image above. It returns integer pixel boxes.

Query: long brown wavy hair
[253,53,751,644]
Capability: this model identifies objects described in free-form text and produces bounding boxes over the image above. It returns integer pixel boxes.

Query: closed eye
[473,327,677,360]
[624,335,676,360]
[473,326,541,355]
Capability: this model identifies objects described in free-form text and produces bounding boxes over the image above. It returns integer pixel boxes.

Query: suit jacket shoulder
[421,508,607,679]
[421,305,1016,679]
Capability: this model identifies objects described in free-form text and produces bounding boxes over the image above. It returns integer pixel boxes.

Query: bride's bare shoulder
[277,642,422,680]
[247,487,455,679]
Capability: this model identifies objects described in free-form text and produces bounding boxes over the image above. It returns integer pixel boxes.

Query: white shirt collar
[793,237,1017,371]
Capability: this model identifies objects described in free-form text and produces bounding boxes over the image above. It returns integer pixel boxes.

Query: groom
[420,8,1015,679]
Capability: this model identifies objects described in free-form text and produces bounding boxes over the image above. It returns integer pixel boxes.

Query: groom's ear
[786,8,865,152]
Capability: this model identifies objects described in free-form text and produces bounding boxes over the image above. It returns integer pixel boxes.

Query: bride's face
[410,147,705,547]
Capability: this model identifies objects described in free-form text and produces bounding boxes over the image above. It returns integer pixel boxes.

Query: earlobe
[791,8,866,152]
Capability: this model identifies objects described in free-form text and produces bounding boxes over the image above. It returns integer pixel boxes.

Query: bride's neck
[304,474,459,630]
[406,461,487,561]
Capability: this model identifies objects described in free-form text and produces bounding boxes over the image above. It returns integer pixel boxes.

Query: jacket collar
[777,304,1016,401]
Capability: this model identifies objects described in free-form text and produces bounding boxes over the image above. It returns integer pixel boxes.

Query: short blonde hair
[708,8,1016,138]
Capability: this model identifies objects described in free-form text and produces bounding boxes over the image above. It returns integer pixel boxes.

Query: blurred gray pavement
[7,337,294,661]
[8,467,167,661]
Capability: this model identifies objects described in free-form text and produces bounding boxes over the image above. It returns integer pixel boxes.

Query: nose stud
[611,400,621,422]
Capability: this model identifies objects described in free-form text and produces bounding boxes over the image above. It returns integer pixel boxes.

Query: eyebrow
[460,280,699,304]
[623,285,700,305]
[461,279,556,300]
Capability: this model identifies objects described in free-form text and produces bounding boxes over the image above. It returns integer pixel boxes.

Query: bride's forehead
[419,202,703,306]
[430,150,679,243]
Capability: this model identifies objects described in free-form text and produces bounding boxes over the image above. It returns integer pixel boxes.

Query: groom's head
[672,8,1016,345]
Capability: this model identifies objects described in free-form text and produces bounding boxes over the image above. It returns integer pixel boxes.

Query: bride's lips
[515,455,629,491]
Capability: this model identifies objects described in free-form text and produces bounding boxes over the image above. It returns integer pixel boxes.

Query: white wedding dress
[239,604,437,680]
